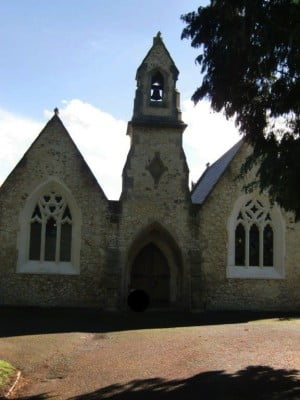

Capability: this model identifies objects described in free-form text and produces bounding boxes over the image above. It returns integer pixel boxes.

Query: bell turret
[122,34,189,201]
[130,32,184,129]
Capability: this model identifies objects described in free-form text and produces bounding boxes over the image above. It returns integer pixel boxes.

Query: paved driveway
[0,308,299,399]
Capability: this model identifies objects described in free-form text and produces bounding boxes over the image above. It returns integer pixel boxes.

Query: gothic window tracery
[227,194,284,279]
[29,191,72,263]
[234,198,274,267]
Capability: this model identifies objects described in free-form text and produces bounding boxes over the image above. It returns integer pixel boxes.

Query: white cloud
[0,99,241,199]
[46,99,130,200]
[0,101,129,199]
[0,108,43,181]
[182,100,241,185]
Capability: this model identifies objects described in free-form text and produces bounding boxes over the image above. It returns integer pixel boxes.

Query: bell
[151,87,162,101]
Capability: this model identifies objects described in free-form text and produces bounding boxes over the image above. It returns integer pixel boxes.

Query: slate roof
[191,139,244,205]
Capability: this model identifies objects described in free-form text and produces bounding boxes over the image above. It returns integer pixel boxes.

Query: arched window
[150,71,164,102]
[227,196,285,279]
[17,179,81,275]
[29,191,72,263]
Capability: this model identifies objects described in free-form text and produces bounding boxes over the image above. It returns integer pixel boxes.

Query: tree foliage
[181,0,300,218]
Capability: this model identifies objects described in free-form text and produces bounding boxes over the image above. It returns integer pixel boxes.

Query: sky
[0,0,240,199]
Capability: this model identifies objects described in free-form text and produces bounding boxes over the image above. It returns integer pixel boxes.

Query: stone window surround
[227,194,285,279]
[17,177,81,275]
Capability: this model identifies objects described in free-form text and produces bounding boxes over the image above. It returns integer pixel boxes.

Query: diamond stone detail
[146,152,167,184]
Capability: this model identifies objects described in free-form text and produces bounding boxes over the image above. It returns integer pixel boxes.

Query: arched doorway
[130,242,170,308]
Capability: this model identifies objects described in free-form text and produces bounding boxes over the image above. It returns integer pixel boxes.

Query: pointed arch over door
[125,223,184,309]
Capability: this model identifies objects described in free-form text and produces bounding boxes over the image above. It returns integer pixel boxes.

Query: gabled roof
[0,114,108,200]
[191,139,243,205]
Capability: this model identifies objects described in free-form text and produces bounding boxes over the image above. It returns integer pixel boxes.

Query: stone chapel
[0,34,299,311]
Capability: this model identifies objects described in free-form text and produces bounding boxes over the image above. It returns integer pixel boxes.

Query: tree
[181,0,300,218]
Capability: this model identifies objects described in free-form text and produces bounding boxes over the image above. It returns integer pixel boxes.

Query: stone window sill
[17,261,79,275]
[227,266,284,279]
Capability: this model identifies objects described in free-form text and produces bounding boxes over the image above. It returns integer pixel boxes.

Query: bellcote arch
[149,69,166,105]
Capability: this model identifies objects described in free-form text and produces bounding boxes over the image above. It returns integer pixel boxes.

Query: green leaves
[0,360,15,389]
[182,0,300,218]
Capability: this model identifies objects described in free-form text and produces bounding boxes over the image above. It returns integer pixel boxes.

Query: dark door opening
[130,242,170,308]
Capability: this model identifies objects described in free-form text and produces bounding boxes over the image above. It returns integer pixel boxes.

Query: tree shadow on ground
[71,366,299,400]
[71,366,298,400]
[0,307,299,338]
[4,366,299,400]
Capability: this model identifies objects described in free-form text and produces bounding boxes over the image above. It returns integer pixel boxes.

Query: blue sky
[0,1,240,199]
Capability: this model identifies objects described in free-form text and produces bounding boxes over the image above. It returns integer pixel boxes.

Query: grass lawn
[0,360,16,395]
